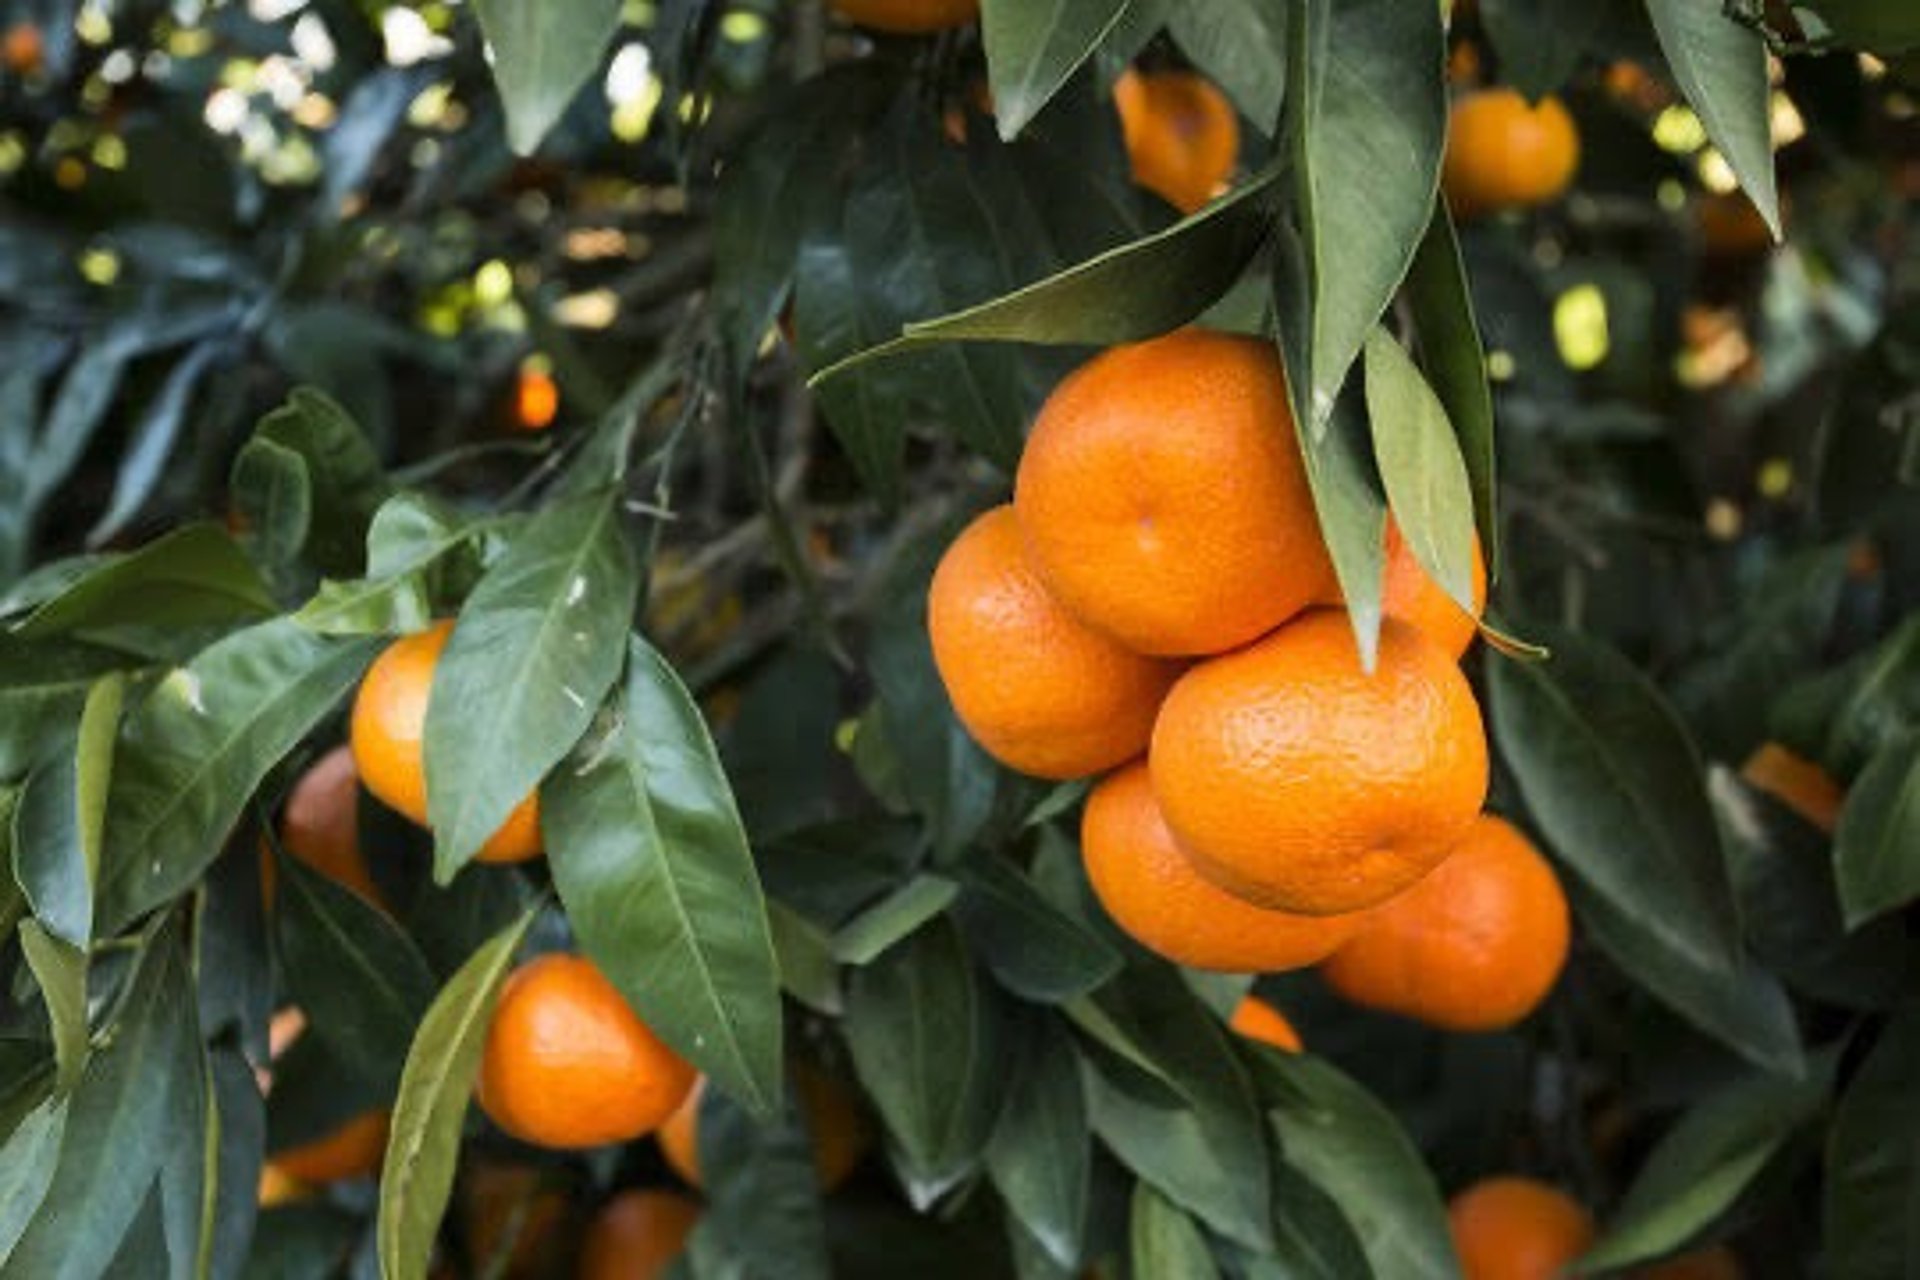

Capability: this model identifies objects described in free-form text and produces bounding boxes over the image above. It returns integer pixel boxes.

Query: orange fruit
[1113,70,1240,214]
[829,0,977,34]
[1635,1246,1743,1280]
[462,1161,575,1279]
[1739,742,1843,834]
[350,620,543,863]
[268,1109,390,1185]
[1082,763,1362,972]
[1443,90,1580,219]
[1321,520,1487,660]
[2,23,42,76]
[257,1164,304,1206]
[1697,192,1775,258]
[477,954,695,1150]
[262,745,382,906]
[1151,610,1488,915]
[658,1068,869,1192]
[1449,1177,1595,1280]
[1014,331,1335,656]
[928,505,1181,780]
[514,367,559,431]
[1447,40,1484,89]
[578,1190,700,1280]
[1319,814,1570,1031]
[1229,995,1303,1053]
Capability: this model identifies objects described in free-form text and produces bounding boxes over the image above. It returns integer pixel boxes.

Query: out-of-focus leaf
[1131,1182,1221,1280]
[1833,735,1920,928]
[1365,329,1477,616]
[953,858,1121,1003]
[980,0,1134,140]
[87,340,228,548]
[473,0,624,154]
[321,67,428,215]
[1802,1,1920,53]
[1643,0,1780,235]
[229,439,311,581]
[1773,618,1920,779]
[1824,1011,1920,1278]
[685,1083,832,1280]
[986,1016,1089,1268]
[11,525,273,640]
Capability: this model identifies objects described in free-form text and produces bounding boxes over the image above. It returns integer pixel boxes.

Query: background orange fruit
[1448,1177,1596,1280]
[1739,742,1843,833]
[829,0,977,34]
[1113,69,1240,214]
[1319,814,1570,1031]
[268,1109,390,1185]
[928,505,1181,779]
[1229,995,1303,1053]
[350,620,542,863]
[263,744,381,905]
[1697,192,1775,258]
[1082,763,1362,972]
[1151,610,1488,914]
[658,1068,869,1193]
[477,955,695,1149]
[1014,330,1334,656]
[578,1190,701,1280]
[1443,90,1580,218]
[460,1161,576,1279]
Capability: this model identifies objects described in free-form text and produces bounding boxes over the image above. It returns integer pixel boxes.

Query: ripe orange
[1229,995,1303,1053]
[514,367,559,431]
[462,1161,575,1279]
[350,621,542,863]
[1448,1177,1596,1280]
[1151,610,1488,915]
[928,506,1181,780]
[1321,520,1487,660]
[1014,331,1334,656]
[829,0,977,34]
[1739,742,1843,834]
[1319,814,1570,1031]
[578,1190,700,1280]
[1697,192,1775,258]
[262,745,381,906]
[1635,1246,1743,1280]
[1082,763,1362,972]
[1443,90,1580,219]
[1113,69,1240,214]
[2,23,42,76]
[257,1164,303,1206]
[477,954,695,1150]
[268,1109,390,1185]
[659,1067,869,1192]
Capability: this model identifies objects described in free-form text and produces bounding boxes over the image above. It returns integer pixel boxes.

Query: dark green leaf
[1365,329,1477,615]
[1643,0,1780,235]
[986,1017,1090,1268]
[425,489,636,875]
[546,636,784,1116]
[1833,735,1920,928]
[16,924,86,1098]
[1776,618,1920,778]
[1481,0,1602,99]
[188,1047,264,1280]
[1404,204,1497,569]
[11,525,272,639]
[97,622,381,934]
[769,901,841,1016]
[157,994,212,1280]
[1802,1,1920,53]
[981,0,1133,140]
[246,389,393,578]
[831,876,960,966]
[244,1204,363,1280]
[1168,1,1287,128]
[954,858,1121,1003]
[1241,1162,1372,1280]
[685,1083,832,1280]
[13,672,122,946]
[378,906,539,1280]
[0,640,126,779]
[1131,1182,1220,1280]
[0,1097,66,1267]
[86,341,227,549]
[1823,1010,1920,1279]
[472,0,623,153]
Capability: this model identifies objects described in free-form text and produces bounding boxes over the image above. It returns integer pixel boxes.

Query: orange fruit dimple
[929,506,1182,780]
[477,955,696,1150]
[350,621,543,864]
[1739,742,1843,833]
[829,0,978,34]
[1319,814,1570,1031]
[1014,331,1335,657]
[1443,90,1580,219]
[659,1068,869,1193]
[1448,1177,1596,1280]
[1113,70,1240,214]
[269,1109,390,1185]
[1229,995,1303,1053]
[264,745,382,906]
[1634,1246,1743,1280]
[1151,610,1489,915]
[579,1190,701,1280]
[1082,763,1362,972]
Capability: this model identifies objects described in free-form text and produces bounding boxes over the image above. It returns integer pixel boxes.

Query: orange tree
[0,0,1918,1277]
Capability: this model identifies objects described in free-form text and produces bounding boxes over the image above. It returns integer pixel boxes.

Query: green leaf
[1404,204,1497,571]
[1824,1010,1920,1280]
[157,995,214,1280]
[1480,0,1602,99]
[981,0,1133,140]
[0,1097,66,1268]
[809,167,1276,384]
[293,494,479,637]
[0,640,126,779]
[5,919,191,1280]
[1261,1053,1460,1280]
[10,525,272,639]
[1243,1162,1372,1280]
[1833,735,1920,928]
[1775,618,1920,778]
[1643,0,1780,236]
[273,847,438,1092]
[472,0,622,153]
[1579,1060,1831,1272]
[546,636,784,1117]
[178,1047,262,1280]
[832,874,960,967]
[1131,1183,1221,1280]
[425,489,636,875]
[13,672,122,946]
[985,1017,1090,1268]
[1488,625,1742,972]
[844,919,1003,1205]
[228,438,311,579]
[685,1084,832,1280]
[769,902,841,1016]
[953,858,1121,1004]
[1364,329,1477,615]
[87,340,227,550]
[378,905,539,1280]
[17,924,87,1098]
[1168,1,1287,129]
[1802,1,1920,53]
[1293,376,1388,669]
[96,622,381,934]
[245,389,393,577]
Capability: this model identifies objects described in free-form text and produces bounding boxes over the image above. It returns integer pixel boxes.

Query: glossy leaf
[1247,1162,1373,1280]
[13,672,122,946]
[832,876,960,966]
[472,0,624,154]
[1131,1183,1221,1280]
[953,858,1121,1004]
[1480,0,1601,99]
[378,906,539,1280]
[980,0,1133,140]
[11,525,272,639]
[986,1017,1090,1268]
[0,640,126,778]
[86,340,226,548]
[228,438,311,580]
[97,622,381,934]
[769,902,841,1016]
[1365,329,1477,615]
[1167,1,1287,129]
[1643,0,1780,235]
[546,636,784,1116]
[1404,204,1497,569]
[17,924,87,1098]
[294,494,478,636]
[1833,735,1920,928]
[0,1097,65,1268]
[1823,1010,1920,1279]
[244,389,392,578]
[425,488,636,876]
[685,1084,831,1280]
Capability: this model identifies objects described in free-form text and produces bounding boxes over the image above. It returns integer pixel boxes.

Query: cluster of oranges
[1449,1176,1743,1280]
[929,328,1571,1034]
